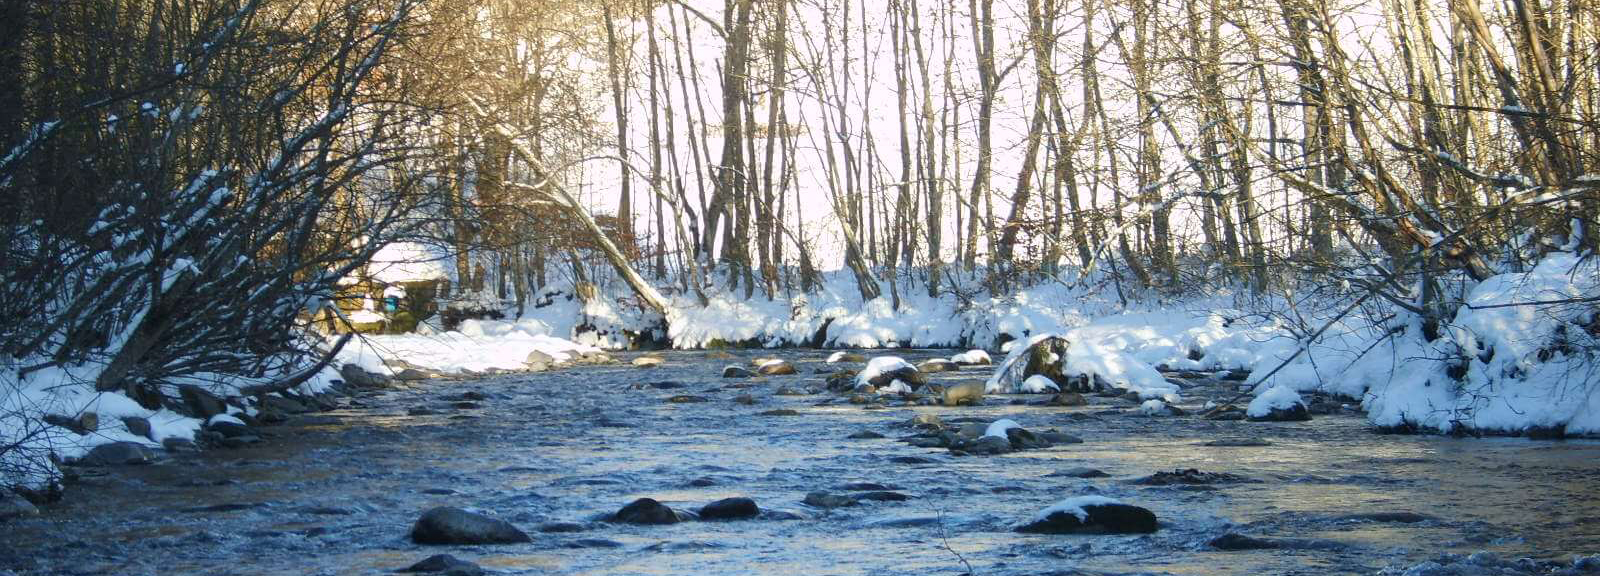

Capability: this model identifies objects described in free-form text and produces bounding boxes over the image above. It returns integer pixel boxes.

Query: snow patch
[1033,496,1124,523]
[983,419,1022,439]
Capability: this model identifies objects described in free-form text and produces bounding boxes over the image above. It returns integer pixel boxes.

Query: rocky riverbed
[4,348,1599,576]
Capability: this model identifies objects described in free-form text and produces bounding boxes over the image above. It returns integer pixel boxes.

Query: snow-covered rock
[826,351,867,363]
[1247,386,1310,421]
[1019,375,1060,394]
[950,349,992,365]
[855,356,925,389]
[1014,496,1158,534]
[983,419,1022,439]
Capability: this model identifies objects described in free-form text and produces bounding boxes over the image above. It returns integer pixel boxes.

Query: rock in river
[76,441,155,466]
[0,492,40,520]
[699,497,760,520]
[613,498,690,524]
[722,365,755,378]
[803,491,858,509]
[1247,386,1312,422]
[400,553,484,574]
[410,507,530,545]
[1015,497,1158,534]
[756,360,798,375]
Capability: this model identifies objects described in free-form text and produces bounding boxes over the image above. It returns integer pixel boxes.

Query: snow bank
[1364,253,1600,434]
[1251,253,1600,435]
[1,365,203,488]
[342,319,599,375]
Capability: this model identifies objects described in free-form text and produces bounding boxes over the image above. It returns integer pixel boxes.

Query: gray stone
[77,441,155,466]
[178,384,228,418]
[847,430,885,439]
[410,507,531,545]
[721,366,755,378]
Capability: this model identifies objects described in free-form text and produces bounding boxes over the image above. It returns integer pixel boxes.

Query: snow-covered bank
[0,361,344,489]
[1258,253,1600,436]
[1,322,600,490]
[507,255,1600,437]
[336,319,600,375]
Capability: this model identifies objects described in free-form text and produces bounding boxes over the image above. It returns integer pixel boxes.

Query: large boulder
[410,507,531,545]
[916,359,959,374]
[1015,497,1158,534]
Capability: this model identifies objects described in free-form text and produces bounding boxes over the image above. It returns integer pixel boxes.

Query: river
[3,348,1597,575]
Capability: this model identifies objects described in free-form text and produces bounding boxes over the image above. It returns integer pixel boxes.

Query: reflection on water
[3,349,1597,575]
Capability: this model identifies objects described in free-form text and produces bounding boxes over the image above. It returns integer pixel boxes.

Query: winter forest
[2,0,1599,574]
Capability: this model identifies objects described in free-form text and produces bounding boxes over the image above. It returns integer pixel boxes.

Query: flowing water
[4,348,1598,575]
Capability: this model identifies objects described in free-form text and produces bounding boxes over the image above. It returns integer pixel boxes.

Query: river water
[3,348,1598,575]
